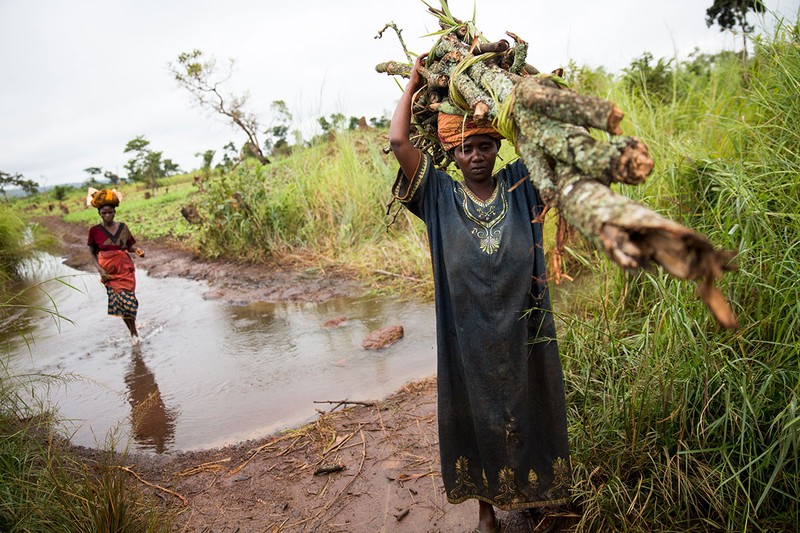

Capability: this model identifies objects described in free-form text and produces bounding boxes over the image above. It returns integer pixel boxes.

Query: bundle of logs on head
[376,2,738,329]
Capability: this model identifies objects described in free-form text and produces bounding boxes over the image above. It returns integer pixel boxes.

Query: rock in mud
[361,325,404,350]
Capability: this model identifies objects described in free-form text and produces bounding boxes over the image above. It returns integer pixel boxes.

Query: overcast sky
[1,0,797,187]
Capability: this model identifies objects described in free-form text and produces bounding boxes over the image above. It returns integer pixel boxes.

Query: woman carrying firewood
[389,53,571,532]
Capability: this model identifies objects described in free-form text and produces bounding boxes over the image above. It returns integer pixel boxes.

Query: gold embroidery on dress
[393,153,430,202]
[456,180,508,255]
[528,469,540,494]
[461,180,500,206]
[548,457,570,499]
[450,456,479,500]
[482,469,489,491]
[495,466,525,506]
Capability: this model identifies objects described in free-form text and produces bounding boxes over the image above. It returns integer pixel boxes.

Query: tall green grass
[0,407,170,532]
[0,206,36,289]
[561,19,800,532]
[192,130,434,293]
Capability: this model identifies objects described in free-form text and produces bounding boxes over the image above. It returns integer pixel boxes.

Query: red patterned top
[87,223,136,252]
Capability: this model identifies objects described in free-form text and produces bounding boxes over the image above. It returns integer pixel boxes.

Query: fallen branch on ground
[112,465,188,506]
[313,400,377,407]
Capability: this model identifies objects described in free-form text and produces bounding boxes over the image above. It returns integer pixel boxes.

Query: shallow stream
[2,254,436,454]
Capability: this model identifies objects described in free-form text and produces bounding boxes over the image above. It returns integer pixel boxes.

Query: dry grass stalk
[176,457,231,477]
[112,465,188,506]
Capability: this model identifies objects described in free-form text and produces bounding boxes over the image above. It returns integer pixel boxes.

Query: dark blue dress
[393,154,571,510]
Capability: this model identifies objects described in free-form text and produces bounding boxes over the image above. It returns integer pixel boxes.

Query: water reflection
[124,347,177,453]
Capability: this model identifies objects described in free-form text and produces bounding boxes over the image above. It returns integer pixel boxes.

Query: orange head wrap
[87,188,122,208]
[437,113,504,152]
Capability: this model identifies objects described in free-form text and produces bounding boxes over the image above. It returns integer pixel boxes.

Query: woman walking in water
[87,188,145,346]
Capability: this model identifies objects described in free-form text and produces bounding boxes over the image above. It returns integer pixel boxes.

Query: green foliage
[264,100,293,158]
[83,167,102,178]
[621,52,675,103]
[563,61,614,97]
[195,149,215,172]
[317,113,347,133]
[213,141,239,172]
[560,19,800,532]
[51,185,71,202]
[194,131,387,254]
[188,129,431,291]
[0,206,35,288]
[369,116,390,128]
[0,382,172,532]
[104,170,122,185]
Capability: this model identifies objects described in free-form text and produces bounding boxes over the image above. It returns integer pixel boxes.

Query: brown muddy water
[2,254,436,454]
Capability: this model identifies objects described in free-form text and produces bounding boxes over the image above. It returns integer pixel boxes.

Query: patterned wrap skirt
[98,250,138,320]
[106,286,138,319]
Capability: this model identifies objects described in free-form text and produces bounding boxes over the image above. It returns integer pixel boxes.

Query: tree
[170,49,270,165]
[162,158,181,176]
[706,0,767,60]
[84,166,102,178]
[318,113,347,133]
[103,170,121,184]
[216,142,238,171]
[369,116,390,128]
[52,184,71,201]
[83,166,104,187]
[0,171,39,199]
[195,149,215,172]
[123,135,179,188]
[621,52,675,103]
[264,100,293,157]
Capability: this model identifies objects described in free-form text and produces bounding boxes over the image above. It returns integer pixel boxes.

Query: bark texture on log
[515,108,653,185]
[473,40,510,54]
[515,77,624,135]
[547,170,738,329]
[375,61,411,77]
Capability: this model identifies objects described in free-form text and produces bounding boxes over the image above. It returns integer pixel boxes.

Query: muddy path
[37,215,361,306]
[36,216,574,532]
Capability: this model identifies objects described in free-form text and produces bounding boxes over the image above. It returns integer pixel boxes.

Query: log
[505,31,528,74]
[473,40,510,54]
[515,77,624,135]
[515,109,652,185]
[451,73,493,120]
[544,164,738,329]
[375,61,411,77]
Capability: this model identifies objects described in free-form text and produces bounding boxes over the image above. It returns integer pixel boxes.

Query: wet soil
[37,217,576,532]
